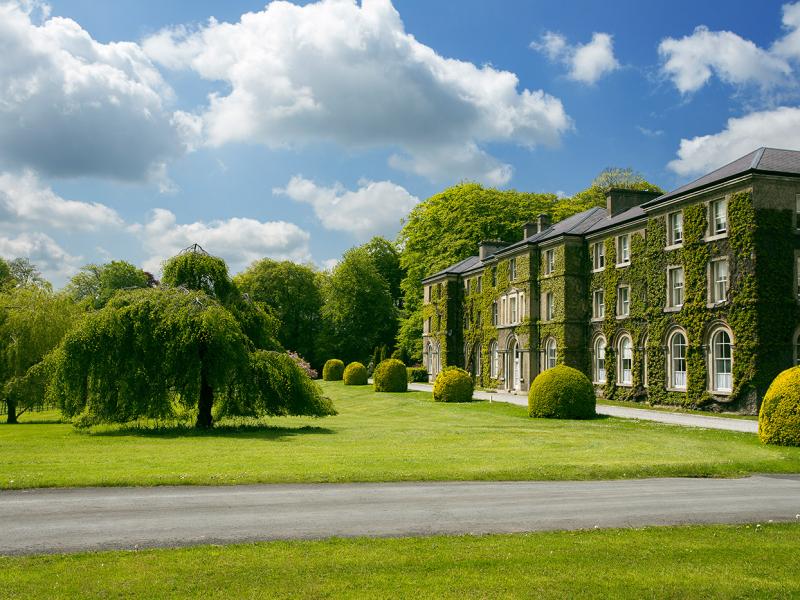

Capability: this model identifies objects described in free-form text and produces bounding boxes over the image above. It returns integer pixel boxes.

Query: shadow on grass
[87,423,336,440]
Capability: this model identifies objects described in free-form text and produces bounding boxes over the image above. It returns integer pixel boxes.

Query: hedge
[373,359,408,393]
[322,359,345,381]
[432,366,473,402]
[528,365,596,419]
[759,366,800,446]
[343,362,368,386]
[407,367,428,383]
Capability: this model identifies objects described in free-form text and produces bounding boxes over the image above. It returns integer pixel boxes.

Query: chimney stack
[523,222,538,238]
[606,188,661,217]
[478,240,509,261]
[536,213,552,233]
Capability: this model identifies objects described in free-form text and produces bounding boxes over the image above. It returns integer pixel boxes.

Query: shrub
[432,366,473,402]
[373,359,408,392]
[287,351,318,379]
[528,365,596,419]
[759,367,800,446]
[392,347,410,366]
[343,362,368,386]
[322,359,345,381]
[407,367,428,383]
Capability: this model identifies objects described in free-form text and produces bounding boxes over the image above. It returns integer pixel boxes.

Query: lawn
[1,523,798,599]
[2,381,799,489]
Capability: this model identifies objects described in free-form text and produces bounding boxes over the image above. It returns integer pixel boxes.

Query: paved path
[1,476,798,555]
[408,383,758,433]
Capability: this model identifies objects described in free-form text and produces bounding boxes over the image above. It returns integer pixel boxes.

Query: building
[421,147,800,412]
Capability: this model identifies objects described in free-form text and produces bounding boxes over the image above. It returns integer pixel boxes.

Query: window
[475,344,482,377]
[510,296,517,323]
[491,267,497,287]
[616,234,631,266]
[592,242,605,271]
[491,301,498,326]
[668,211,683,246]
[501,298,507,325]
[642,335,649,388]
[509,258,517,280]
[544,338,557,370]
[710,328,732,393]
[710,199,728,236]
[593,289,605,320]
[668,266,685,308]
[669,331,687,390]
[489,341,499,378]
[618,335,633,386]
[544,249,555,275]
[593,336,606,383]
[617,285,630,317]
[464,279,470,294]
[476,276,482,293]
[545,291,554,321]
[710,259,729,303]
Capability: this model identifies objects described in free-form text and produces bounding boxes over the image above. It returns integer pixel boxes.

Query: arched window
[710,328,733,393]
[544,338,557,370]
[618,334,633,386]
[668,330,687,390]
[593,336,606,383]
[489,341,499,378]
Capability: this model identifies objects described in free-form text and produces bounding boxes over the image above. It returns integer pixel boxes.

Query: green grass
[597,398,759,420]
[1,523,799,599]
[2,381,799,489]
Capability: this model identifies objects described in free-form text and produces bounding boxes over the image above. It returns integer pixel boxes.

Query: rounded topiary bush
[343,361,368,386]
[528,365,596,419]
[373,358,408,393]
[759,367,800,446]
[433,366,473,403]
[322,359,345,381]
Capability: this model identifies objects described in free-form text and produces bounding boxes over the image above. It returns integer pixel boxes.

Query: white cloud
[274,175,418,240]
[0,170,123,230]
[658,25,792,94]
[532,31,619,85]
[0,1,188,182]
[0,231,81,281]
[136,208,312,275]
[637,125,664,138]
[668,106,800,176]
[143,0,571,185]
[773,1,800,59]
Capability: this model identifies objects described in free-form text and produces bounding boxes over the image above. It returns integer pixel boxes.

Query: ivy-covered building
[421,147,800,412]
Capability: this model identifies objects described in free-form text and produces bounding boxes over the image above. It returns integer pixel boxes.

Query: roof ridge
[750,147,766,169]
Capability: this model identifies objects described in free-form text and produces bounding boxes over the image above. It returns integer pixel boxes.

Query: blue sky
[1,0,798,286]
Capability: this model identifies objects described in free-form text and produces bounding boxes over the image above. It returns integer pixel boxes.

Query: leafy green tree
[0,258,12,290]
[66,261,151,308]
[321,247,396,365]
[0,287,80,423]
[49,288,333,429]
[361,237,403,307]
[7,258,50,290]
[234,259,324,367]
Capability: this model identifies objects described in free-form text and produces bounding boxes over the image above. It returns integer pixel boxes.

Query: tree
[234,259,324,367]
[0,287,80,423]
[66,261,151,308]
[7,258,50,290]
[49,288,334,429]
[0,258,12,290]
[321,247,396,365]
[361,237,403,307]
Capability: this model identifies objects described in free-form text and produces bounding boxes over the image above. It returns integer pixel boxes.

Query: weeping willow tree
[49,288,335,428]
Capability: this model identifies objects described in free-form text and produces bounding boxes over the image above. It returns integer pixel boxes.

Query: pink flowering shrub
[288,351,318,379]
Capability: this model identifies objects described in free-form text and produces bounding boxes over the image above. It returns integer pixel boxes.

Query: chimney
[606,188,661,217]
[523,222,538,238]
[536,213,552,233]
[478,240,509,260]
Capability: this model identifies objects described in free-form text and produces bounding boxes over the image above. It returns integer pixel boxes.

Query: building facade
[421,148,800,412]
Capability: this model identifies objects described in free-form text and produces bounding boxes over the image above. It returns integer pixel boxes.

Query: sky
[2,0,800,287]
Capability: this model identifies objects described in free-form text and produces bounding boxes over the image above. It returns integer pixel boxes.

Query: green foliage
[391,346,410,365]
[759,367,800,446]
[0,258,12,290]
[66,261,151,308]
[162,246,235,303]
[234,259,324,367]
[406,367,428,383]
[321,248,396,365]
[432,366,473,402]
[343,362,368,386]
[0,287,80,423]
[362,236,403,308]
[373,358,408,392]
[7,258,50,290]
[322,359,345,381]
[528,365,596,419]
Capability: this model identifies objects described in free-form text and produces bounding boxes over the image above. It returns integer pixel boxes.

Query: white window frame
[616,234,631,266]
[617,334,633,386]
[544,338,557,370]
[490,341,499,378]
[617,285,630,318]
[544,249,555,275]
[545,291,554,321]
[668,211,683,247]
[509,258,517,281]
[593,289,605,320]
[592,242,606,271]
[710,198,728,237]
[510,295,518,324]
[593,336,606,384]
[668,330,688,391]
[667,266,684,309]
[709,327,733,394]
[709,258,729,304]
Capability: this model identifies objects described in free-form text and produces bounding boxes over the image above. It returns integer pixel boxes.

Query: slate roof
[645,147,800,205]
[584,205,645,234]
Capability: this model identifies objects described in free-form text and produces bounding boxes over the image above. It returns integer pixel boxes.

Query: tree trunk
[196,369,214,429]
[6,399,17,424]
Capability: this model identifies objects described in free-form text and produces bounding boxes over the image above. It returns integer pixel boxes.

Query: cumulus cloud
[774,1,800,59]
[0,170,123,230]
[0,1,188,182]
[135,208,312,275]
[0,231,81,281]
[668,106,800,175]
[531,31,619,85]
[274,176,418,240]
[142,0,571,185]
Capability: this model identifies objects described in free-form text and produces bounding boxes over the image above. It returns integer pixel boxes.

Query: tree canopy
[66,261,152,308]
[7,258,50,290]
[162,245,236,304]
[361,237,403,307]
